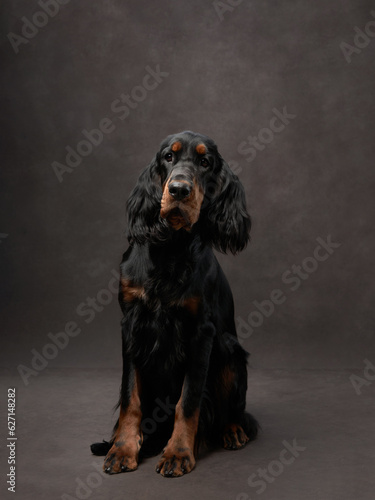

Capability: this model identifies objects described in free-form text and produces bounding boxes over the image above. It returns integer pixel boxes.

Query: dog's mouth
[161,204,193,231]
[160,178,204,232]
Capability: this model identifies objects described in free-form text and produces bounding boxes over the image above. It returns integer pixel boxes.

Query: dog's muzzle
[160,174,203,231]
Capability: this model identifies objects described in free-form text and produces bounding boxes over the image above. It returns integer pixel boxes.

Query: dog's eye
[165,152,173,162]
[200,158,209,168]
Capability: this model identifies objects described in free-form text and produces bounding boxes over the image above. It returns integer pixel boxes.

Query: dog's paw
[103,440,140,474]
[223,424,249,450]
[155,446,195,477]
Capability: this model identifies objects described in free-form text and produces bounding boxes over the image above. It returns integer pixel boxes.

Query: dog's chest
[120,275,201,316]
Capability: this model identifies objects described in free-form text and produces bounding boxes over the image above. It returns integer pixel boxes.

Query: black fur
[91,131,258,476]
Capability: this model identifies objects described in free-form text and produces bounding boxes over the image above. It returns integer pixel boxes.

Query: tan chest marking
[121,278,146,302]
[180,296,201,316]
[170,296,201,316]
[121,277,201,316]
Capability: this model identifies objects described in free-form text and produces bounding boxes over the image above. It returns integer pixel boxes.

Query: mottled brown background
[1,2,375,500]
[2,0,374,372]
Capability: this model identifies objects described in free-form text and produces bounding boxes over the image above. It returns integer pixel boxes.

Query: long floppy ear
[126,156,170,245]
[204,158,251,254]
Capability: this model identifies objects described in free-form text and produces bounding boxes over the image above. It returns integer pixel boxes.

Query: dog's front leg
[156,323,215,477]
[104,356,142,474]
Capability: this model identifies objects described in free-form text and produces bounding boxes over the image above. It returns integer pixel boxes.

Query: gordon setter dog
[91,130,258,477]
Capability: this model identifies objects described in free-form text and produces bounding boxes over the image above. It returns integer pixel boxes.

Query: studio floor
[1,367,374,500]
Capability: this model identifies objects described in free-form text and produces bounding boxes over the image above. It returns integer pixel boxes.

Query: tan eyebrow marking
[196,143,207,154]
[171,141,182,152]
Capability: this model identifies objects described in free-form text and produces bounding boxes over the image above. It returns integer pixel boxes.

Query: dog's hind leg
[220,349,259,450]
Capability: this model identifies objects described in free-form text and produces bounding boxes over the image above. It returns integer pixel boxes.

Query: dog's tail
[90,440,112,456]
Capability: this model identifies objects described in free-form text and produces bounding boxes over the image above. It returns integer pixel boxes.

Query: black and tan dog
[91,131,258,477]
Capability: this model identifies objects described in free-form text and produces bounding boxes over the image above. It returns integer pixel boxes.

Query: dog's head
[126,131,251,254]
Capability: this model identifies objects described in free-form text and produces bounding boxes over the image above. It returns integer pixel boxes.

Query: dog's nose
[168,181,192,201]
